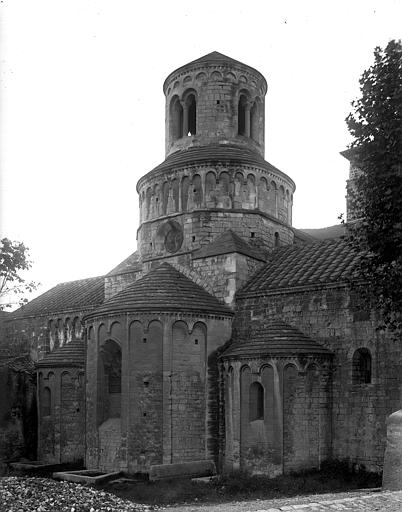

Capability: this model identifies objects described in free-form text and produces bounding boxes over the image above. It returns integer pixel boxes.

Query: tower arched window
[170,96,183,141]
[238,94,248,136]
[352,348,372,384]
[249,381,264,421]
[186,94,196,135]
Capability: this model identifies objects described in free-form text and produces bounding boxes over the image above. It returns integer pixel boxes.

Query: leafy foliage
[345,40,402,332]
[0,238,39,310]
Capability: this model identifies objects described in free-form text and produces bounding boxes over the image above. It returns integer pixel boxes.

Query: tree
[0,238,39,310]
[345,39,402,332]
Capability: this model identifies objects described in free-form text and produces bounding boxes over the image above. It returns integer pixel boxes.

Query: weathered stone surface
[383,410,402,490]
[2,51,398,482]
[0,357,37,461]
[149,459,216,480]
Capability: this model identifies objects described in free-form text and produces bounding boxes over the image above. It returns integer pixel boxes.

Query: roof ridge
[56,275,105,287]
[10,275,105,319]
[193,229,266,261]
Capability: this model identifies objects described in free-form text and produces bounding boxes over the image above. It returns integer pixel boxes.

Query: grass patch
[105,461,382,506]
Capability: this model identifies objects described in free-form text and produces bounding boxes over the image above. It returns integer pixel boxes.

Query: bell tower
[163,51,267,157]
[136,52,296,267]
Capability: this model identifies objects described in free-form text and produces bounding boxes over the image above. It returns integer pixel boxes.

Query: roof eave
[83,306,234,323]
[36,361,85,369]
[237,279,358,300]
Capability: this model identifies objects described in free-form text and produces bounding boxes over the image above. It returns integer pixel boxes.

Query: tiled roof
[36,339,85,368]
[239,239,359,296]
[300,224,346,241]
[184,51,252,69]
[85,262,233,319]
[222,321,332,358]
[192,230,266,261]
[138,145,294,188]
[107,251,142,276]
[10,276,105,319]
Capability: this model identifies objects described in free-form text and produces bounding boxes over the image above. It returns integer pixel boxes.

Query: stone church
[1,51,400,477]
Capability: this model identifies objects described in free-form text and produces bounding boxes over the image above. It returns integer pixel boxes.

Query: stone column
[201,170,206,209]
[36,371,42,461]
[245,104,251,138]
[54,368,62,463]
[274,187,278,218]
[182,103,188,136]
[273,360,283,470]
[162,318,173,464]
[121,317,130,472]
[231,361,241,469]
[223,364,233,468]
[85,322,99,469]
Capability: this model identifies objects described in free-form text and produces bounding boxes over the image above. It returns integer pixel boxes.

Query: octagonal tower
[137,52,296,267]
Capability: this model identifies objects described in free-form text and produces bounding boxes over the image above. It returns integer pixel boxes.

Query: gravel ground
[0,477,157,512]
[3,477,402,512]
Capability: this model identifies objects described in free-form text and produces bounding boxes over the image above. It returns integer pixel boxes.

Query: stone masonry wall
[38,367,85,464]
[234,284,401,472]
[222,356,331,476]
[85,313,232,474]
[283,363,332,473]
[104,271,143,301]
[138,164,294,228]
[193,253,265,307]
[163,59,267,156]
[5,310,87,362]
[171,321,206,462]
[139,210,293,262]
[129,319,163,471]
[0,361,37,461]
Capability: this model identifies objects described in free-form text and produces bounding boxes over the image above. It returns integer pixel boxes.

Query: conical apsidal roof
[85,262,233,320]
[36,338,85,368]
[222,321,332,359]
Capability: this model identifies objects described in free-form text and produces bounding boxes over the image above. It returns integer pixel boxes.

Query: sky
[0,0,401,306]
